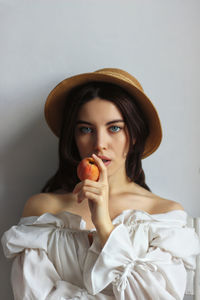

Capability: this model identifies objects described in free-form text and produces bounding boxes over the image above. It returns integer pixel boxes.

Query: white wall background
[0,0,199,299]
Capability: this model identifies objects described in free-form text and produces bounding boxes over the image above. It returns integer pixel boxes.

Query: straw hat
[44,68,162,158]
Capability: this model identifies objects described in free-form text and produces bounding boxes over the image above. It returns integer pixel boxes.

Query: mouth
[96,155,111,166]
[102,159,111,166]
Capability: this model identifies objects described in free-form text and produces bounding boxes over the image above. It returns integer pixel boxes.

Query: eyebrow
[76,119,125,126]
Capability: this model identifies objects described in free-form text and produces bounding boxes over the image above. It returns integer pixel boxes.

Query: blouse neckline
[19,209,187,232]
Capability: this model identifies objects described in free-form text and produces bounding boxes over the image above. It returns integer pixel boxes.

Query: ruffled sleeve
[1,213,107,300]
[83,210,200,300]
[1,215,53,259]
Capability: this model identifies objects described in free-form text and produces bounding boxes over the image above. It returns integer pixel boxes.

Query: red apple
[77,157,100,181]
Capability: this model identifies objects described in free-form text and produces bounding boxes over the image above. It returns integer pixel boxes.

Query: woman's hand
[73,154,114,245]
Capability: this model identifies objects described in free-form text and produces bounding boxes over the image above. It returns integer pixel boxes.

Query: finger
[76,190,91,203]
[72,182,83,194]
[82,185,101,195]
[77,193,88,203]
[92,154,107,182]
[83,192,102,204]
[77,186,102,203]
[73,179,100,194]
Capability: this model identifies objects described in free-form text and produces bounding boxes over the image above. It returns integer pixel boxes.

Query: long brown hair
[41,81,151,192]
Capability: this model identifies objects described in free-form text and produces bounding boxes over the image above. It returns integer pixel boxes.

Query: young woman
[2,68,200,299]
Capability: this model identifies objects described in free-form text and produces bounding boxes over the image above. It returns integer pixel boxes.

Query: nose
[93,129,107,152]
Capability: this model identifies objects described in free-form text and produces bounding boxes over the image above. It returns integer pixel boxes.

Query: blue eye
[78,126,122,134]
[79,127,92,133]
[110,126,121,132]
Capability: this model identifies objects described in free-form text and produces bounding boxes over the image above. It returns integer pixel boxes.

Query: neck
[107,165,136,196]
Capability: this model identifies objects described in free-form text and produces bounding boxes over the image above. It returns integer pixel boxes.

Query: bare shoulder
[22,192,72,217]
[22,193,57,217]
[153,196,184,213]
[133,184,184,213]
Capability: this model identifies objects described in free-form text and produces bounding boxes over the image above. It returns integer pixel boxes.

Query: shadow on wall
[0,114,58,299]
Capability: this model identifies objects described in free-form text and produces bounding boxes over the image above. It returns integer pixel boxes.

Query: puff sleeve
[83,210,200,300]
[1,214,113,300]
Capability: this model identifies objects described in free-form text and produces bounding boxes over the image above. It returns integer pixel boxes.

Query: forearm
[96,221,115,247]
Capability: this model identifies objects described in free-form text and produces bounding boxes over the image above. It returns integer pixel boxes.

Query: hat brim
[44,72,162,159]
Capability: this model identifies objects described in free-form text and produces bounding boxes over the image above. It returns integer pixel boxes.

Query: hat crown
[45,67,162,158]
[94,68,144,92]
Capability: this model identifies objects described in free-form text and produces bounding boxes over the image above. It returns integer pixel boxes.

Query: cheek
[75,138,83,151]
[117,132,129,151]
[75,136,91,156]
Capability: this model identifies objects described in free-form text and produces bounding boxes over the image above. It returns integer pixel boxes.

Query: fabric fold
[84,224,136,293]
[83,211,200,299]
[1,209,200,299]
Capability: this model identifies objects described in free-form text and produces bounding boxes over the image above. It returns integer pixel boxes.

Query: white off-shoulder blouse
[1,209,200,300]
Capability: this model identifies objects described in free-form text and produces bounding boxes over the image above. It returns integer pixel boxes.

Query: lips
[103,160,111,166]
[97,155,111,162]
[97,155,111,166]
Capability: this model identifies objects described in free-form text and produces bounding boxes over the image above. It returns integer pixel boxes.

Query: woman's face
[74,97,130,177]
